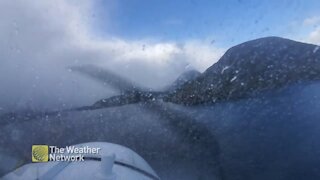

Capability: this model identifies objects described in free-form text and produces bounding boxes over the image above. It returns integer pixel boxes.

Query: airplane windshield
[0,1,320,180]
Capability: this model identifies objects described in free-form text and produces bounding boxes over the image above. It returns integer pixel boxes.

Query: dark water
[0,81,320,180]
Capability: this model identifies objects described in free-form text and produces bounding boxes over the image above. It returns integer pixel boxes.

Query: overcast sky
[0,0,319,111]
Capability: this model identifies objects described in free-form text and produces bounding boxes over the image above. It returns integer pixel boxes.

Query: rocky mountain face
[166,69,201,92]
[166,37,320,105]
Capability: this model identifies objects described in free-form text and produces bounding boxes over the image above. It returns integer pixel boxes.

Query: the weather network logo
[32,145,49,162]
[32,144,101,163]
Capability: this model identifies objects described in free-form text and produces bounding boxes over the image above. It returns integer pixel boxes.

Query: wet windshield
[0,0,320,180]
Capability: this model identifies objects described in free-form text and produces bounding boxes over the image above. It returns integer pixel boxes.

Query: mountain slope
[166,37,320,105]
[166,70,201,91]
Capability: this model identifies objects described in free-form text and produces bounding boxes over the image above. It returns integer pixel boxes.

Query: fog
[1,1,320,180]
[0,0,223,111]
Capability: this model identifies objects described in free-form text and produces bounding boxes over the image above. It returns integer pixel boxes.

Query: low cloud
[307,28,320,44]
[0,0,224,111]
[295,16,320,44]
[303,16,320,26]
